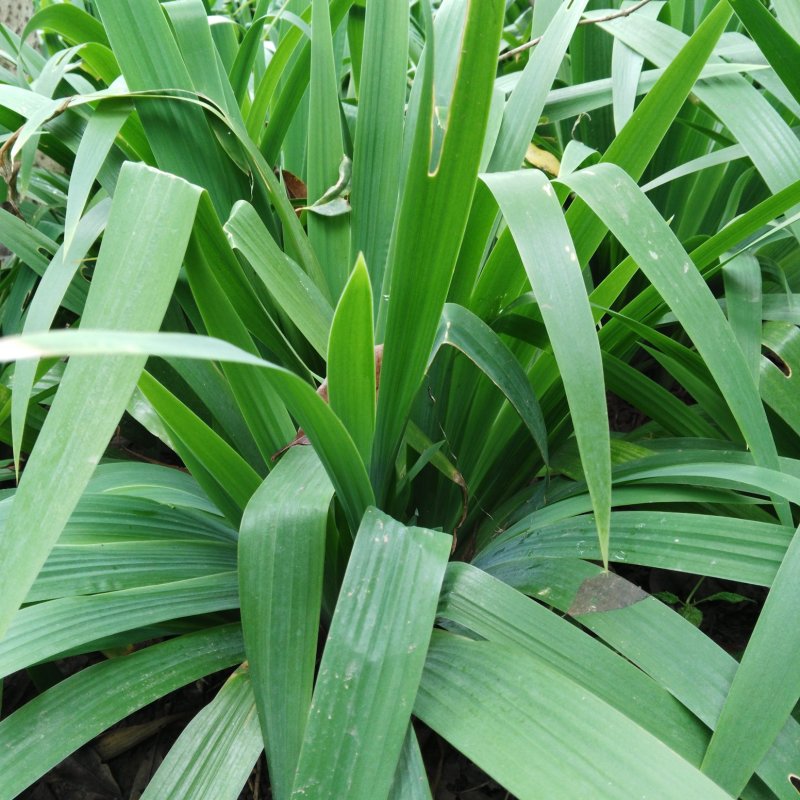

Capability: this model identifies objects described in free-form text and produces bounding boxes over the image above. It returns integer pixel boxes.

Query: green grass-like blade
[23,3,110,49]
[307,0,350,299]
[440,563,708,762]
[11,199,107,474]
[186,195,294,461]
[562,164,786,519]
[701,522,800,794]
[722,252,762,384]
[93,0,244,215]
[387,725,433,800]
[372,0,506,500]
[567,1,732,264]
[0,625,244,799]
[239,448,333,800]
[480,510,792,587]
[327,255,375,465]
[137,371,262,524]
[415,631,731,800]
[0,329,373,531]
[727,0,800,106]
[432,302,548,464]
[481,556,799,800]
[484,169,610,566]
[30,539,236,601]
[0,572,238,679]
[349,0,408,304]
[140,664,262,800]
[0,164,201,641]
[291,508,450,799]
[225,200,333,358]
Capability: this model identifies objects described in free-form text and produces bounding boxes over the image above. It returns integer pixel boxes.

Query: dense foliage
[0,0,799,797]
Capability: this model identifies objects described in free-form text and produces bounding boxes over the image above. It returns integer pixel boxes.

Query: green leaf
[327,255,375,465]
[372,0,505,501]
[702,522,800,794]
[11,198,107,473]
[0,624,244,798]
[561,164,786,522]
[136,371,262,524]
[93,0,245,215]
[140,664,263,800]
[31,539,236,602]
[0,163,201,641]
[225,200,334,358]
[439,563,709,762]
[489,0,589,172]
[239,447,333,800]
[0,329,374,532]
[479,510,792,588]
[432,303,548,464]
[727,0,800,106]
[483,170,610,566]
[760,321,800,437]
[23,3,110,49]
[291,508,450,799]
[186,194,295,462]
[307,0,350,299]
[415,631,731,800]
[722,252,762,384]
[0,572,238,679]
[387,725,433,800]
[477,557,799,800]
[567,0,732,264]
[349,0,408,304]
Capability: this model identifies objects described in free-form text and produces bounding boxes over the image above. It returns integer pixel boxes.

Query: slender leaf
[291,508,450,799]
[239,447,334,800]
[0,625,244,799]
[140,664,263,800]
[0,163,201,640]
[483,170,610,565]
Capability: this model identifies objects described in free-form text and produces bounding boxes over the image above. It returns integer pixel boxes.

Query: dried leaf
[524,143,561,176]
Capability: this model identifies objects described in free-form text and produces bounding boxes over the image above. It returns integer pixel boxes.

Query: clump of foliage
[0,0,799,797]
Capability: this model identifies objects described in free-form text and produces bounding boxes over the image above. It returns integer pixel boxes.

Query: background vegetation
[0,0,799,797]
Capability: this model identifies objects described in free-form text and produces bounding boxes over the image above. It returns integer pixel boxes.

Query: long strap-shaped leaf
[225,200,334,359]
[307,0,350,299]
[561,164,788,525]
[0,329,374,532]
[701,522,800,794]
[727,0,800,106]
[140,664,263,800]
[291,507,450,799]
[0,624,244,799]
[349,0,408,305]
[0,163,201,641]
[11,197,108,474]
[92,0,245,215]
[430,302,548,465]
[371,0,505,501]
[483,170,610,566]
[239,447,334,800]
[481,556,799,799]
[415,631,731,800]
[327,256,376,465]
[566,0,732,265]
[440,563,709,762]
[0,572,239,679]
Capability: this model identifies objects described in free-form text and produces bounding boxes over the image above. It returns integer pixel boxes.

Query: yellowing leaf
[525,143,561,175]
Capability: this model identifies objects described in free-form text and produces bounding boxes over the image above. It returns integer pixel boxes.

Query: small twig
[499,0,654,62]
